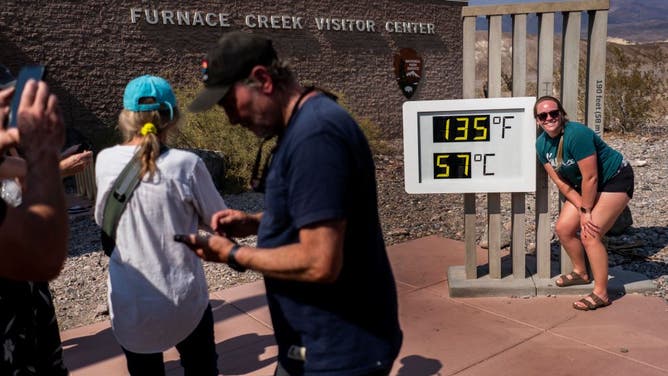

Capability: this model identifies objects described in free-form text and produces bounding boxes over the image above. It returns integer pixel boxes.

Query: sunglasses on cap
[536,109,560,122]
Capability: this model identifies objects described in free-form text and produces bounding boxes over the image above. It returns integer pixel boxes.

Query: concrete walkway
[61,236,668,375]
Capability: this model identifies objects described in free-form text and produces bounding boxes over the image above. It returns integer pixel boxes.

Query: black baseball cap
[188,32,277,113]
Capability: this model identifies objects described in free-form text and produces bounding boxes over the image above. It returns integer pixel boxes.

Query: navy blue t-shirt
[258,93,402,375]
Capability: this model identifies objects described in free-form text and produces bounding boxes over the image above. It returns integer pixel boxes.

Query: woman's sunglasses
[536,109,560,121]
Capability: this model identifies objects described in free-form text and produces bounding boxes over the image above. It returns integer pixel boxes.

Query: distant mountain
[473,0,668,43]
[608,0,668,43]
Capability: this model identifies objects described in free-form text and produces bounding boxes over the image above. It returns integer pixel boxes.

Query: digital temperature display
[403,97,537,193]
[432,115,490,143]
[433,153,471,179]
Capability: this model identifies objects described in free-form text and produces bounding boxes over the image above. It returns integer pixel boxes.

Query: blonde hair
[117,101,179,178]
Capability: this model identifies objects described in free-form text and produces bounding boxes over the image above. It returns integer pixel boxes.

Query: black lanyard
[285,85,315,130]
[250,86,316,192]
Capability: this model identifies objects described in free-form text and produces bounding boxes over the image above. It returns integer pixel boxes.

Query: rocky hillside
[608,0,668,44]
[473,0,668,44]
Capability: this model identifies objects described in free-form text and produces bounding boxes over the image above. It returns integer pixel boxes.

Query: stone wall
[1,0,464,144]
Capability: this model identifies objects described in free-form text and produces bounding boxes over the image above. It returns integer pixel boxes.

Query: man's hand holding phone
[15,79,65,163]
[0,66,68,281]
[6,65,45,129]
[0,65,63,161]
[174,232,237,264]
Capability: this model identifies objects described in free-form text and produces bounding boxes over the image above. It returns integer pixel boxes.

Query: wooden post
[559,11,582,274]
[511,13,528,279]
[535,12,554,279]
[462,15,478,279]
[586,9,608,137]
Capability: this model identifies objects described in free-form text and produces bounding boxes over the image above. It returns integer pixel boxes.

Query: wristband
[579,206,591,214]
[227,243,246,272]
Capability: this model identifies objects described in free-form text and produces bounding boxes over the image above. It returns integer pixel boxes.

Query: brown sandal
[555,271,590,287]
[573,293,611,311]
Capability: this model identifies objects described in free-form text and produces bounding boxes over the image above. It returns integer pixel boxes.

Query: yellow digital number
[457,154,470,176]
[455,117,469,140]
[473,116,488,141]
[435,154,450,178]
[444,118,451,141]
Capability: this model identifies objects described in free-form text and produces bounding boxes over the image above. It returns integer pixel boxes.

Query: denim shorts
[601,160,634,199]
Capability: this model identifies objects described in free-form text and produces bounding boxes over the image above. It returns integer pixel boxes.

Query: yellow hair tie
[140,122,157,136]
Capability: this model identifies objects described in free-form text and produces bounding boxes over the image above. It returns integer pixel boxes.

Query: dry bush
[605,43,668,133]
[168,82,388,193]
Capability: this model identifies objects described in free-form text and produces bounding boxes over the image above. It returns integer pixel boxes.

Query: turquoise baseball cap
[123,75,176,120]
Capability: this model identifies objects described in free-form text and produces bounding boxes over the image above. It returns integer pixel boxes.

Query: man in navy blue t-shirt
[183,32,403,375]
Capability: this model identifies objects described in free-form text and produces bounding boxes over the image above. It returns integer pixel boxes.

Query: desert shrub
[169,83,263,192]
[332,91,391,155]
[605,45,666,133]
[169,82,388,193]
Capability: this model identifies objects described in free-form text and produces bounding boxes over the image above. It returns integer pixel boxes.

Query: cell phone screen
[7,65,45,129]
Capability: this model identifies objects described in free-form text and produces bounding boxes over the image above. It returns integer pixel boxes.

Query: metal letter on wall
[393,48,422,99]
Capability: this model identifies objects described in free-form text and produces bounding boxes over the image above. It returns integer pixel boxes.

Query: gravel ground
[52,130,668,331]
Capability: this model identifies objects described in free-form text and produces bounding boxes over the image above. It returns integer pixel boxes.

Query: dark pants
[122,304,218,376]
[274,361,391,376]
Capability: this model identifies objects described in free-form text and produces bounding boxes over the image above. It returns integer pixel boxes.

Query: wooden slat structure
[74,161,96,202]
[460,0,609,282]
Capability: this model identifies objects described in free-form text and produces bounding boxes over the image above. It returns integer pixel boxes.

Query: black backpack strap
[100,146,169,256]
[101,152,141,256]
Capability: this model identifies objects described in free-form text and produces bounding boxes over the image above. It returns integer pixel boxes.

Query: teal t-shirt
[535,121,623,191]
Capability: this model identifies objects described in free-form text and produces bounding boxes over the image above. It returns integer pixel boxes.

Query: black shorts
[601,161,634,199]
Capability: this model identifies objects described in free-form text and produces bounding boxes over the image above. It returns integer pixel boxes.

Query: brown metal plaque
[393,48,422,99]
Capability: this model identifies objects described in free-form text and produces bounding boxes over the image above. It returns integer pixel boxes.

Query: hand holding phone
[7,65,45,129]
[61,144,81,158]
[174,232,233,264]
[7,69,65,161]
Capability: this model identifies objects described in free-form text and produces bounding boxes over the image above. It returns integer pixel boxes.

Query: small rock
[94,304,109,318]
[388,229,410,236]
[630,160,647,167]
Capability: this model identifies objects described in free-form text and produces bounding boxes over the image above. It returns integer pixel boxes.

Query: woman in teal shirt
[535,96,634,311]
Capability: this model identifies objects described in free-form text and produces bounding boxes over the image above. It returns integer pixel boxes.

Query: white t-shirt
[94,145,226,353]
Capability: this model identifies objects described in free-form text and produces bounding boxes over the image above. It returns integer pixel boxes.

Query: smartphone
[60,143,82,158]
[7,65,45,129]
[173,234,189,244]
[0,64,15,90]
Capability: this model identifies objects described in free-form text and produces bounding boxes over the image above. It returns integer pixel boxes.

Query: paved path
[61,236,668,375]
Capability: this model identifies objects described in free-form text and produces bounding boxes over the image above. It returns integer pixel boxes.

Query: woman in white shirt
[94,75,224,375]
